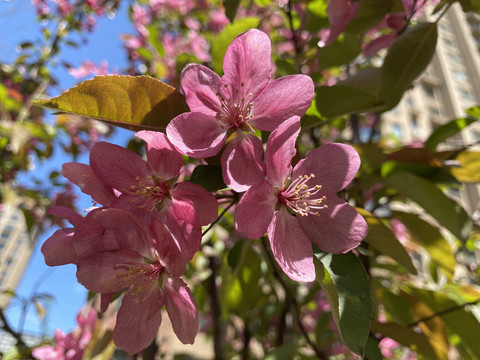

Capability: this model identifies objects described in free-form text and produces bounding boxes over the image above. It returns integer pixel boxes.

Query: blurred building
[0,204,37,308]
[381,3,480,221]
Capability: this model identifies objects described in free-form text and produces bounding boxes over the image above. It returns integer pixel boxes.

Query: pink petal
[113,287,164,355]
[180,64,222,115]
[164,277,199,344]
[293,143,361,193]
[235,180,277,239]
[326,0,358,45]
[265,116,300,188]
[250,75,315,131]
[71,212,107,258]
[135,131,183,179]
[167,112,227,158]
[170,181,218,226]
[76,249,143,294]
[62,163,116,207]
[267,206,315,282]
[220,131,265,192]
[48,206,83,227]
[32,346,63,360]
[41,229,79,266]
[363,34,397,58]
[297,193,368,253]
[92,208,155,259]
[90,142,150,191]
[100,293,113,313]
[221,29,272,101]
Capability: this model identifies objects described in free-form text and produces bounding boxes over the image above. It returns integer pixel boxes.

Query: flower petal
[167,112,227,158]
[41,229,79,266]
[62,162,117,207]
[48,206,83,227]
[221,29,272,101]
[180,64,222,115]
[113,287,164,355]
[135,131,183,179]
[90,142,150,191]
[251,75,315,131]
[293,143,361,193]
[267,206,315,282]
[76,249,143,294]
[170,181,218,226]
[221,132,265,192]
[297,193,368,253]
[326,0,358,45]
[164,277,199,344]
[265,116,300,188]
[235,180,277,239]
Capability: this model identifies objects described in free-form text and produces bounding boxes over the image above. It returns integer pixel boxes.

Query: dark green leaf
[384,171,471,243]
[315,85,385,119]
[339,67,382,95]
[425,117,478,150]
[357,208,416,274]
[317,34,362,70]
[223,0,241,22]
[315,253,372,356]
[33,75,189,131]
[393,211,455,279]
[265,343,296,360]
[190,165,226,192]
[459,0,480,14]
[345,0,393,34]
[379,22,437,108]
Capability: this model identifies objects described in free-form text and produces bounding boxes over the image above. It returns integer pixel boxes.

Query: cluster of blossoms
[43,29,367,354]
[32,307,96,360]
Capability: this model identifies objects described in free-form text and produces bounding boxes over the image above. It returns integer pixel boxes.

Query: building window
[453,70,468,82]
[458,88,473,101]
[447,52,461,64]
[406,98,414,107]
[423,85,435,98]
[392,124,403,138]
[442,37,453,47]
[1,226,13,240]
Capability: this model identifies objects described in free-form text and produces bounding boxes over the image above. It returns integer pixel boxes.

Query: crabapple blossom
[75,209,198,354]
[167,29,314,192]
[235,116,368,281]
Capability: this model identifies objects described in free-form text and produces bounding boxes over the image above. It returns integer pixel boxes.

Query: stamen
[279,174,327,216]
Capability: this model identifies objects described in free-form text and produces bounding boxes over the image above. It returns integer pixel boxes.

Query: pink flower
[84,131,218,227]
[235,117,368,281]
[208,10,229,32]
[32,307,97,360]
[325,0,359,45]
[75,210,198,354]
[167,29,314,192]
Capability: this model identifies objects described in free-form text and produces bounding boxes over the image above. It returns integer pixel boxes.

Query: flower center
[125,176,170,212]
[116,259,166,296]
[278,174,327,216]
[215,83,254,129]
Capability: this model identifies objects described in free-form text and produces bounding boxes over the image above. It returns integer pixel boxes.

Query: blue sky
[2,0,137,336]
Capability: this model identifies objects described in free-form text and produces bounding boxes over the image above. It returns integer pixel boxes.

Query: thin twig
[260,237,327,359]
[0,308,26,347]
[407,298,480,327]
[208,256,225,360]
[202,201,236,237]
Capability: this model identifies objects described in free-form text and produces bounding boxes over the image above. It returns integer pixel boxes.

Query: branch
[0,308,26,347]
[407,298,480,327]
[208,256,225,360]
[260,238,327,359]
[202,200,236,237]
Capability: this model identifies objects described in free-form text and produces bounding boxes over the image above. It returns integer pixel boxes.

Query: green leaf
[315,253,372,356]
[393,211,455,280]
[408,287,480,358]
[466,105,480,118]
[265,343,296,360]
[211,17,260,74]
[339,67,382,95]
[317,33,362,70]
[450,151,480,183]
[384,171,471,243]
[223,0,241,22]
[33,75,189,131]
[315,85,385,119]
[459,0,480,14]
[370,321,438,359]
[190,165,226,192]
[379,22,437,108]
[345,0,393,34]
[357,208,416,274]
[425,117,478,150]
